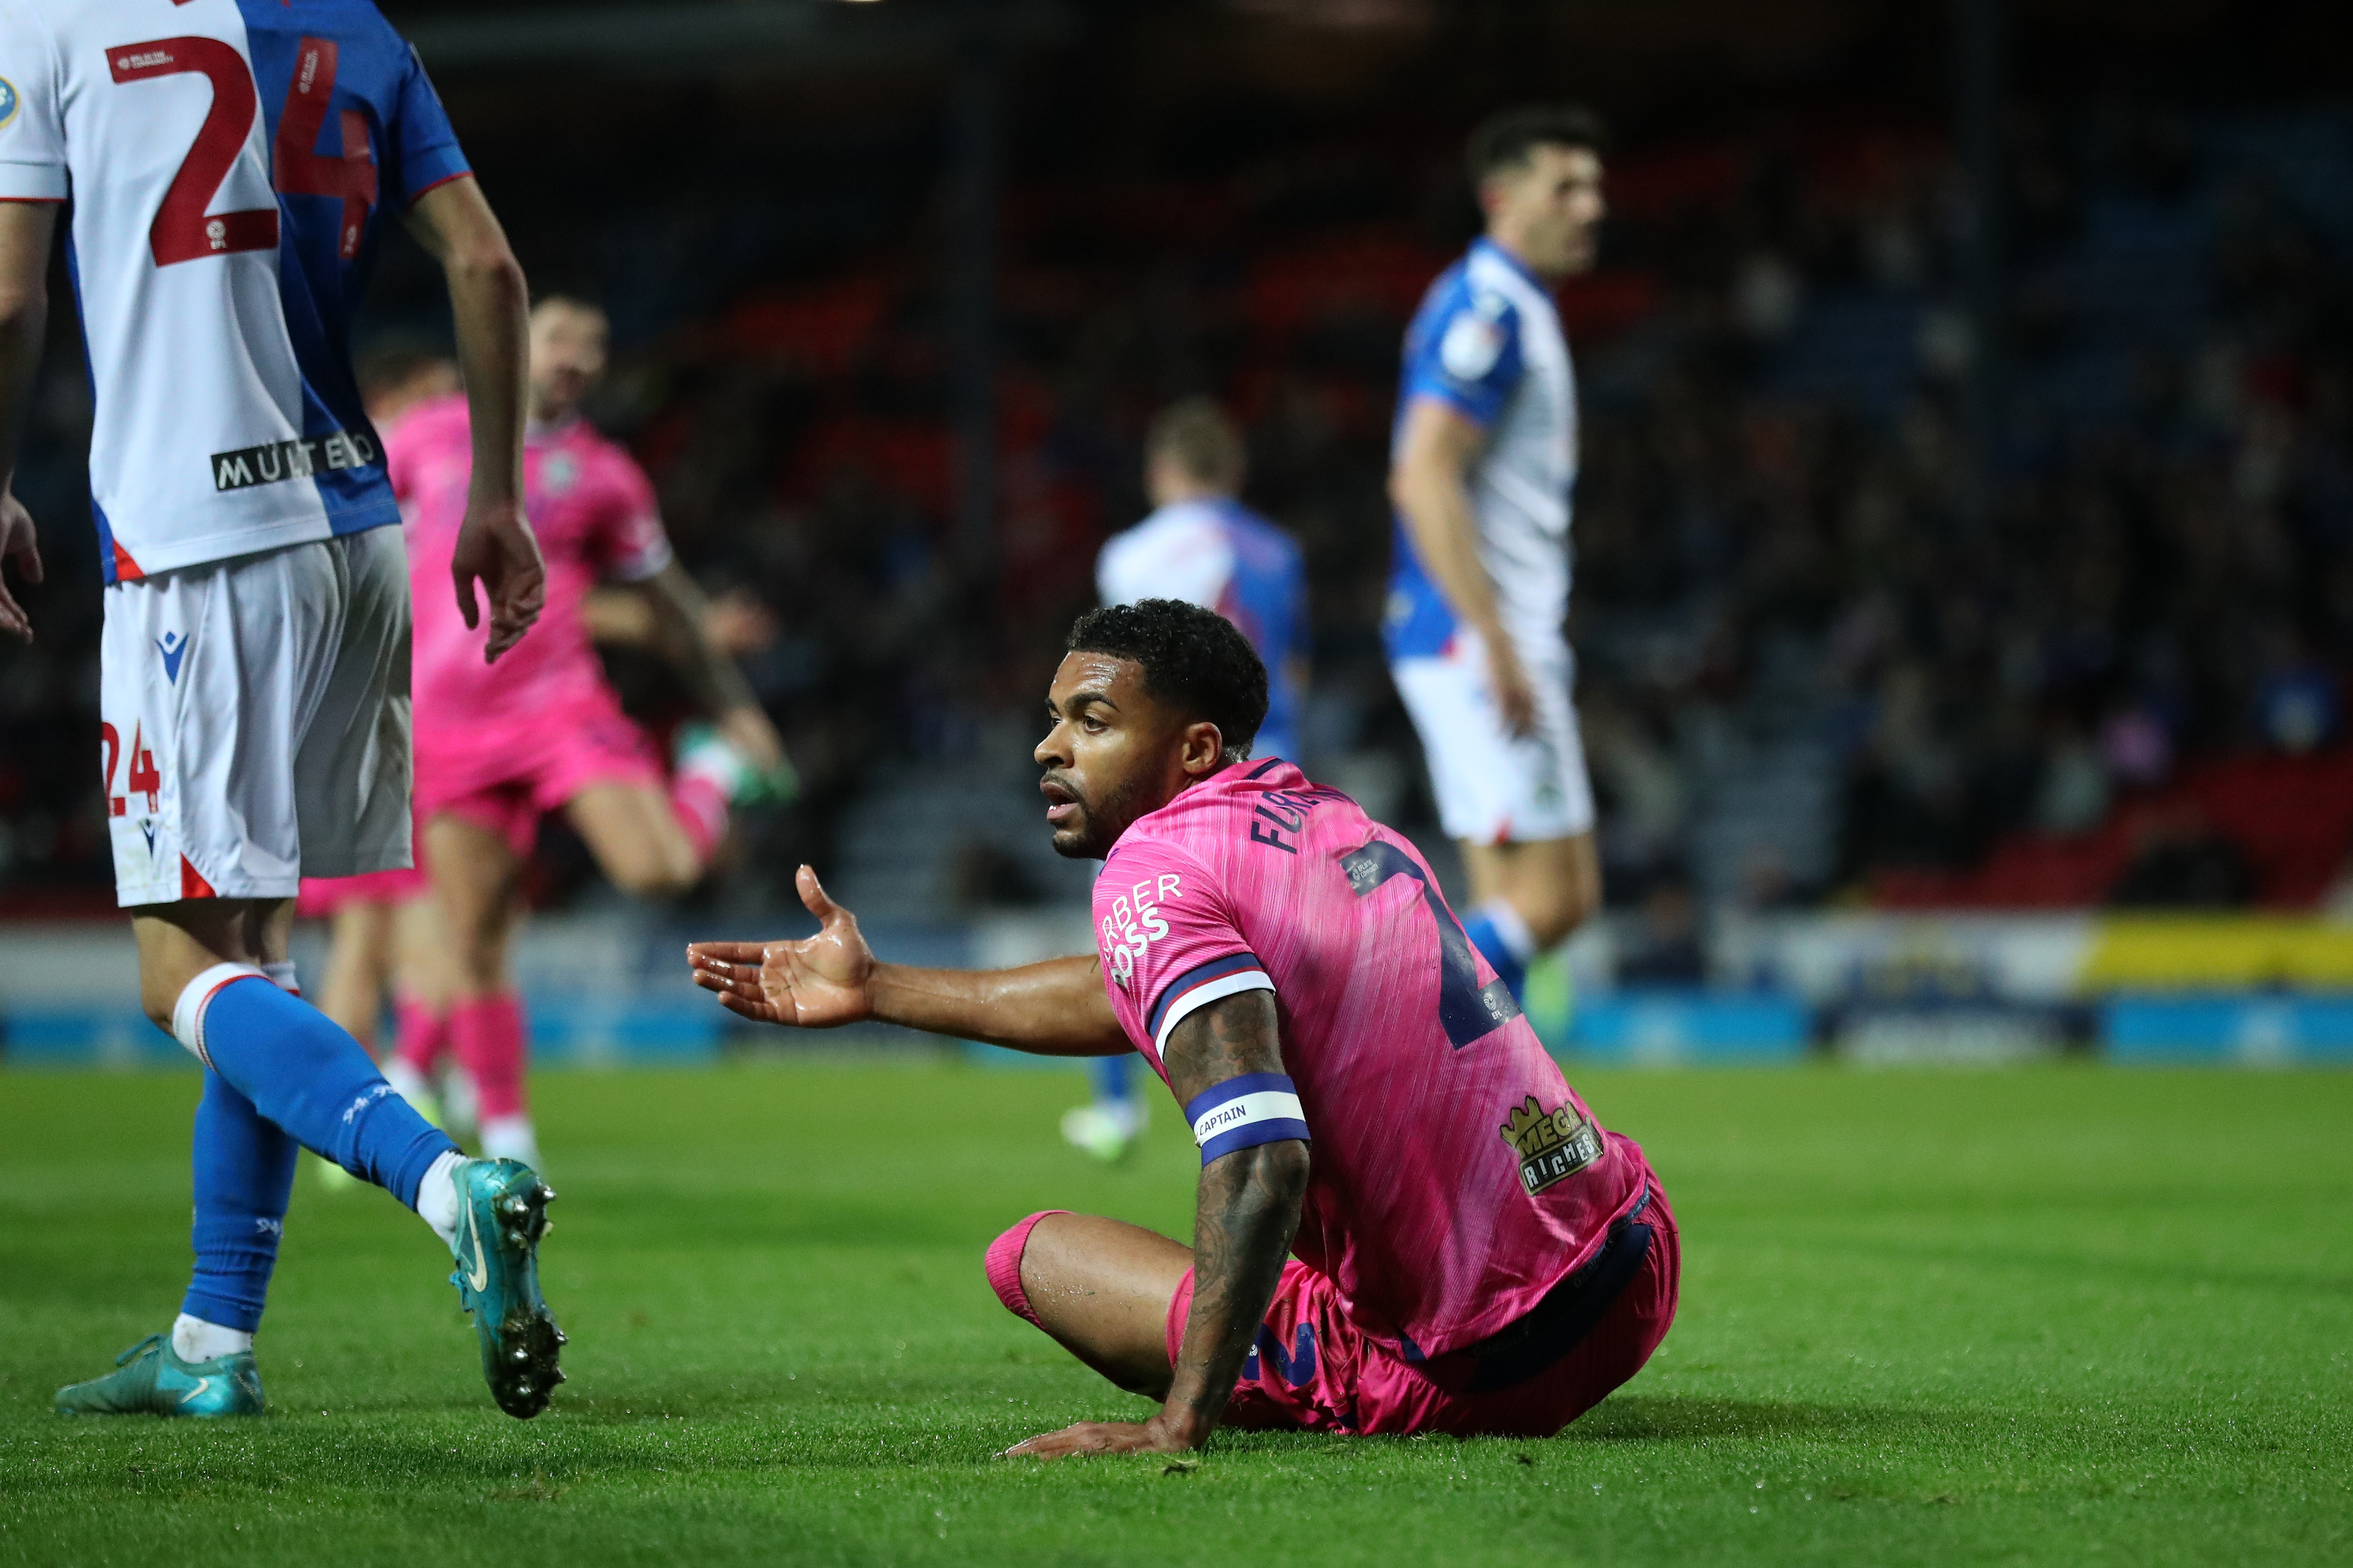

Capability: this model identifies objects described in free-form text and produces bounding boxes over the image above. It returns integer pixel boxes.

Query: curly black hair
[1066,599,1269,761]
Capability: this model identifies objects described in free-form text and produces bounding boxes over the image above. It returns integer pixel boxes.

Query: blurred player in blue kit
[1065,397,1308,1161]
[0,0,564,1419]
[1386,105,1610,1002]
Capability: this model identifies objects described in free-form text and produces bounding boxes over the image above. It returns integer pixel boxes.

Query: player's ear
[1180,720,1225,778]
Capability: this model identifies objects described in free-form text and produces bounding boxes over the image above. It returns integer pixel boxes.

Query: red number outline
[271,37,377,260]
[100,722,124,818]
[126,727,161,813]
[107,36,279,267]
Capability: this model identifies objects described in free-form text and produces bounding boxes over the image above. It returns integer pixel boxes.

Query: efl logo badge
[0,78,19,131]
[1500,1094,1605,1195]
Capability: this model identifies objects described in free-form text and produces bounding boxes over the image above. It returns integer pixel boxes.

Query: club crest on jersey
[1099,873,1182,991]
[0,78,19,131]
[1500,1094,1605,1195]
[155,630,188,685]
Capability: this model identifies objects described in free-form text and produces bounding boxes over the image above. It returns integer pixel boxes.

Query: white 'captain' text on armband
[1184,1072,1310,1166]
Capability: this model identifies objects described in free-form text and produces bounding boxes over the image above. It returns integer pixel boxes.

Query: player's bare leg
[563,780,703,897]
[426,812,538,1161]
[382,894,465,1125]
[314,900,395,1053]
[992,1211,1194,1398]
[1459,830,1602,998]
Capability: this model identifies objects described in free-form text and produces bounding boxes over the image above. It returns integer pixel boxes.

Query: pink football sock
[391,995,451,1075]
[450,992,529,1122]
[984,1210,1070,1329]
[670,775,730,867]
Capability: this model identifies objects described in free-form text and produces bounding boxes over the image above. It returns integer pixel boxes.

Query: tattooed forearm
[1155,988,1310,1448]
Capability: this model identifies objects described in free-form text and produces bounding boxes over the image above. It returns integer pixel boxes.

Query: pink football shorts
[294,863,426,919]
[414,693,665,858]
[1168,1173,1679,1438]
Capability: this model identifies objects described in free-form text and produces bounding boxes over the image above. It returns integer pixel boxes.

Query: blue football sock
[181,1069,298,1333]
[1089,1051,1136,1109]
[189,974,458,1209]
[1462,909,1531,1004]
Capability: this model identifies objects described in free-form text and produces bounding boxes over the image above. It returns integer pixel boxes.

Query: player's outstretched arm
[0,200,55,644]
[406,175,543,663]
[640,560,786,772]
[1006,989,1308,1459]
[1389,396,1535,734]
[687,865,1128,1054]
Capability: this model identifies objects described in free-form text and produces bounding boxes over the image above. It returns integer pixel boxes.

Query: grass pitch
[1,1059,2347,1567]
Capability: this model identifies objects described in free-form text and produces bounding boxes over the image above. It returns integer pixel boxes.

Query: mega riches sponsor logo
[1500,1094,1605,1195]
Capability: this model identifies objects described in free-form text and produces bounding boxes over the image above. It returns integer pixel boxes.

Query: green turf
[2,1060,2348,1567]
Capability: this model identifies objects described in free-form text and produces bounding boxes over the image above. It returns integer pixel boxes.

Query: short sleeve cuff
[605,533,673,584]
[0,162,68,201]
[400,147,472,209]
[1404,380,1500,429]
[1148,952,1275,1054]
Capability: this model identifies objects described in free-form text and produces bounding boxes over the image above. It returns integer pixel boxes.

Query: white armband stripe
[1152,968,1275,1055]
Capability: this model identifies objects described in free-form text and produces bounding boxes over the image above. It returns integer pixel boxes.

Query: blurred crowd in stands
[4,87,2351,918]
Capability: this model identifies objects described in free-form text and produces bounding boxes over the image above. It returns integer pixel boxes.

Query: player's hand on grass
[1486,634,1537,737]
[1002,1414,1200,1461]
[686,865,873,1027]
[452,495,546,663]
[0,491,40,643]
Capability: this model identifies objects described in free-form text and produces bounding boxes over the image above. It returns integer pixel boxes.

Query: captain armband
[1184,1072,1311,1166]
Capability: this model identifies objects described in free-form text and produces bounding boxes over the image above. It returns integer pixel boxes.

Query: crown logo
[1500,1094,1605,1194]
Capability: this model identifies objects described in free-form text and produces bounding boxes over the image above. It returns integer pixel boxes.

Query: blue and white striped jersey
[1385,237,1579,660]
[0,0,469,583]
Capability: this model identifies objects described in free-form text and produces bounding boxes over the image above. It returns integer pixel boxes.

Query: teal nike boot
[55,1334,264,1418]
[449,1157,565,1419]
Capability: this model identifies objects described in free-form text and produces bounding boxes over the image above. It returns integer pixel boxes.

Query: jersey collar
[1472,235,1545,291]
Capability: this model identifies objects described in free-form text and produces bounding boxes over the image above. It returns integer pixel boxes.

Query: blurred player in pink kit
[395,294,787,1167]
[689,600,1675,1453]
[295,351,463,1074]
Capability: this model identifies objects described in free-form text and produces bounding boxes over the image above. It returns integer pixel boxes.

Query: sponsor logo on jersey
[211,429,379,493]
[1099,873,1182,990]
[1500,1093,1605,1194]
[540,452,580,494]
[156,630,188,685]
[0,78,19,131]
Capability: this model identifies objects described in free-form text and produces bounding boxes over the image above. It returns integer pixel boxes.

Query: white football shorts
[1391,630,1596,846]
[100,527,412,907]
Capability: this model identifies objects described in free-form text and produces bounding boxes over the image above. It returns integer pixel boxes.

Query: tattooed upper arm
[1160,989,1284,1107]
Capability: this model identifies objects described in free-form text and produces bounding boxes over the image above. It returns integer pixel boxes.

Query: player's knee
[985,1210,1070,1328]
[1522,879,1599,950]
[605,853,696,899]
[138,974,180,1033]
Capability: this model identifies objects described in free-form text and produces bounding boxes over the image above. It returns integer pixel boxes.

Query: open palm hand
[687,866,874,1028]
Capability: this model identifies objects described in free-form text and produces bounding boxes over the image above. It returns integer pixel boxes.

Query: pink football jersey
[398,395,673,730]
[1096,758,1652,1358]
